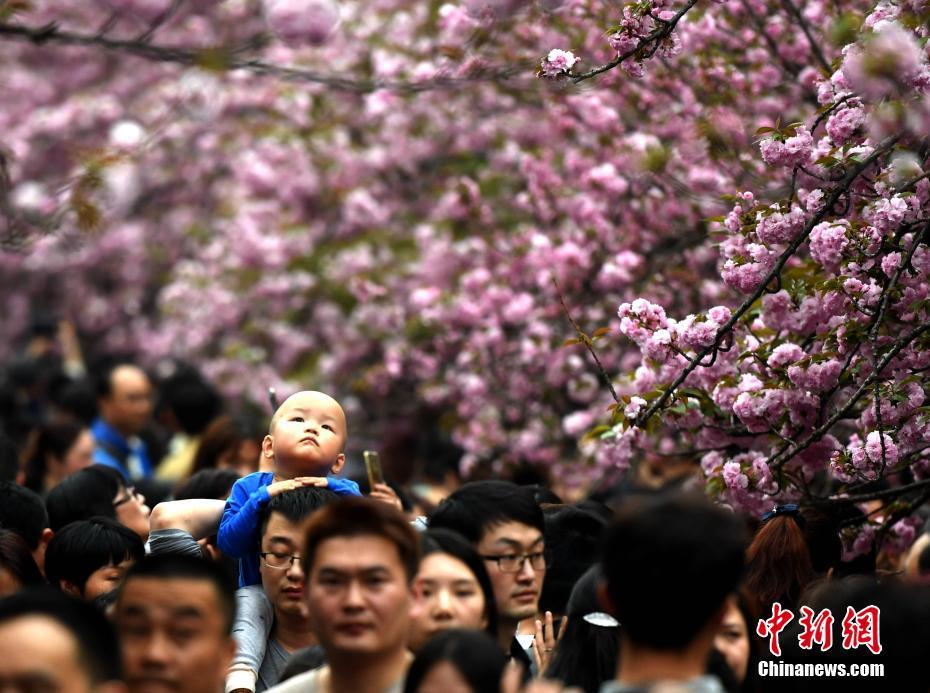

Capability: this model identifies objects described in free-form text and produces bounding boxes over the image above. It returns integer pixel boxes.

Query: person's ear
[597,580,617,617]
[60,580,83,599]
[261,434,275,459]
[329,453,346,475]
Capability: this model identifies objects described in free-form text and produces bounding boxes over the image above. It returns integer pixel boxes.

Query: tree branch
[571,0,699,84]
[0,20,532,93]
[633,135,900,430]
[553,278,621,404]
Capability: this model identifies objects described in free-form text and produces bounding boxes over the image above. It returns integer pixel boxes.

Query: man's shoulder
[600,676,725,693]
[265,668,323,692]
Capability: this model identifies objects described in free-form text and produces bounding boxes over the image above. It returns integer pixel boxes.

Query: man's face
[306,535,413,658]
[260,512,308,621]
[0,615,96,693]
[476,521,546,623]
[99,366,152,437]
[264,392,346,476]
[116,576,234,693]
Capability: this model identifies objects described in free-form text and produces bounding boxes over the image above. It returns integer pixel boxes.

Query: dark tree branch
[571,0,699,84]
[0,20,532,93]
[633,135,900,430]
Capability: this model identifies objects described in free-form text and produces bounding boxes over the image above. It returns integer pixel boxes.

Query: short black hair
[0,480,49,550]
[45,517,144,594]
[159,370,221,436]
[403,629,508,693]
[539,504,608,615]
[302,497,421,583]
[259,486,339,541]
[428,481,545,544]
[120,554,236,632]
[93,358,141,399]
[46,465,124,531]
[174,469,240,501]
[421,528,498,638]
[602,493,746,650]
[0,587,122,682]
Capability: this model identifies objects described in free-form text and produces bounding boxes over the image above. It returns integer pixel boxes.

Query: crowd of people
[2,329,930,693]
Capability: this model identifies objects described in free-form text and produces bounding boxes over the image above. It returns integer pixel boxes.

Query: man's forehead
[313,535,404,571]
[118,577,221,615]
[480,521,543,546]
[262,512,304,542]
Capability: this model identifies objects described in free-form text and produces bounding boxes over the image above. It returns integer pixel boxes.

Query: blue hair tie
[761,503,804,526]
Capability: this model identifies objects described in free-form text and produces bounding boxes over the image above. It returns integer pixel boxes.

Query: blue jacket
[218,471,361,586]
[91,418,153,481]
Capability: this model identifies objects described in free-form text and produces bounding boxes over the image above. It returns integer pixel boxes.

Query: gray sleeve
[147,528,204,558]
[233,585,274,673]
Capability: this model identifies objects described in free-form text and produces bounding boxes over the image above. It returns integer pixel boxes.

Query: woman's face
[60,429,95,476]
[113,485,151,541]
[714,598,750,684]
[409,553,488,651]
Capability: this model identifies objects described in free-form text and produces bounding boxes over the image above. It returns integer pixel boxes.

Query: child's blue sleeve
[218,478,271,559]
[327,477,361,496]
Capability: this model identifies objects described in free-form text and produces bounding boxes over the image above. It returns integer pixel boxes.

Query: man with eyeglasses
[231,486,337,692]
[428,480,547,673]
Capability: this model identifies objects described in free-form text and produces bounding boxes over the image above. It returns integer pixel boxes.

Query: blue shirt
[218,471,361,586]
[91,417,153,481]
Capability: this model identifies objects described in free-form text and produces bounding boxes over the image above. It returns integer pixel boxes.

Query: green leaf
[563,338,583,347]
[754,126,776,135]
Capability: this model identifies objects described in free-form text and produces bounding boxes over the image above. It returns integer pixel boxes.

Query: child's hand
[369,483,403,512]
[267,477,329,497]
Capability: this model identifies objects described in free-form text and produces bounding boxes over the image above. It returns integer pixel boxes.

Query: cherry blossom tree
[2,0,929,558]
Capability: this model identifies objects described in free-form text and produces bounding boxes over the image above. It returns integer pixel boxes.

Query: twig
[0,20,533,94]
[571,0,699,84]
[553,277,620,404]
[780,0,832,74]
[633,135,900,430]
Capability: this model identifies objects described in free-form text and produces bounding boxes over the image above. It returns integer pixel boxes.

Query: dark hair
[174,468,240,501]
[539,505,607,615]
[781,577,930,692]
[0,480,49,550]
[93,359,141,400]
[0,429,17,483]
[744,506,840,610]
[46,465,124,531]
[302,497,421,583]
[192,415,263,474]
[602,493,746,650]
[120,554,236,632]
[421,528,498,638]
[403,629,508,693]
[45,517,144,594]
[23,419,86,493]
[0,587,123,682]
[259,486,339,540]
[428,481,545,544]
[160,370,221,436]
[545,566,619,693]
[0,529,44,590]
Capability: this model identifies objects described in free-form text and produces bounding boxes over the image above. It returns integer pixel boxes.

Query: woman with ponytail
[744,504,841,611]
